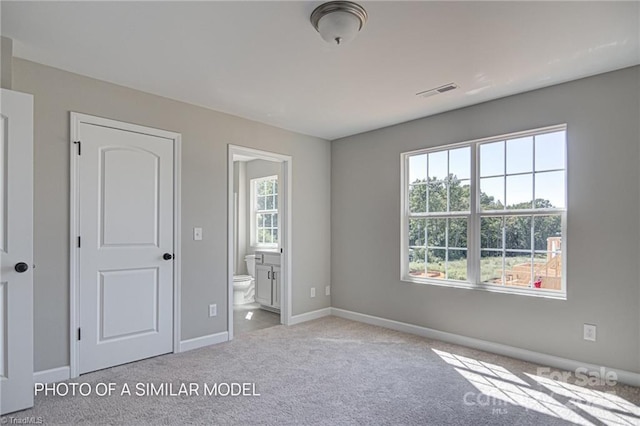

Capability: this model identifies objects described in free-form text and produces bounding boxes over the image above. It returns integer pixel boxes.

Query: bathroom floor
[233,302,281,336]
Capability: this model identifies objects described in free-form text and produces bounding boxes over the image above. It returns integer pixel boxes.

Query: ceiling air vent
[416,83,459,98]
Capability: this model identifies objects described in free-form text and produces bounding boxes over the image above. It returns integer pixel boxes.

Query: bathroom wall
[233,161,248,275]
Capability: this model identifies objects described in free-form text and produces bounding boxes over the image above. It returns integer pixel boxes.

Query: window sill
[251,246,279,253]
[401,276,567,300]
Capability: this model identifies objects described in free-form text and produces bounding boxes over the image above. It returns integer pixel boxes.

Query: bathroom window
[401,125,567,299]
[251,175,278,248]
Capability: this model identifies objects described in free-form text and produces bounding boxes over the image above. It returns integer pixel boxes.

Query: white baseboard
[289,307,332,325]
[32,333,229,383]
[33,366,70,385]
[179,331,229,352]
[331,308,640,387]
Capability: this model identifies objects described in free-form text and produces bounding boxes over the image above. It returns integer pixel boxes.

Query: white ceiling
[2,1,639,140]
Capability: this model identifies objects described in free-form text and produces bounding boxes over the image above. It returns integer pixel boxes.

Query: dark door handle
[15,262,29,273]
[163,253,174,260]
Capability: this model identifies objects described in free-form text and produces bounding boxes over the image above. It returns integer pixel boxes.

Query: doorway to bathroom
[227,145,292,339]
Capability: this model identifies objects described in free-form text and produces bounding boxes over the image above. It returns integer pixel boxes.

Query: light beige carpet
[4,316,640,425]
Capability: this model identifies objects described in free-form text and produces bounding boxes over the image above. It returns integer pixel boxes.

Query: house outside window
[401,125,567,298]
[251,175,278,248]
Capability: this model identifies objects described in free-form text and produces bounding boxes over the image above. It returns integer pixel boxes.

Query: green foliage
[408,174,562,277]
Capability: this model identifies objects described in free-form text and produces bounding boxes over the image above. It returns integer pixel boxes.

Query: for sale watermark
[461,365,623,417]
[535,366,621,412]
[34,382,260,398]
[536,366,618,387]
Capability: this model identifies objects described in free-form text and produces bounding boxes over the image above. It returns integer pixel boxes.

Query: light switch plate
[325,286,330,296]
[209,304,217,317]
[310,287,316,298]
[194,227,203,241]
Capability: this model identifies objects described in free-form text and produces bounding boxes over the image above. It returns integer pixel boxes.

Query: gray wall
[331,66,640,373]
[0,36,12,89]
[13,58,331,372]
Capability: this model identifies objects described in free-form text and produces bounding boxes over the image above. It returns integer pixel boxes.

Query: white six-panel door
[0,89,34,415]
[73,116,176,375]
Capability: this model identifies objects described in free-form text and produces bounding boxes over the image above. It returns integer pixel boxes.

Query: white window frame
[250,175,279,249]
[400,124,567,299]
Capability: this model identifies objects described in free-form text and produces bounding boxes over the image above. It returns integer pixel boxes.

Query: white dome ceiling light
[310,1,368,46]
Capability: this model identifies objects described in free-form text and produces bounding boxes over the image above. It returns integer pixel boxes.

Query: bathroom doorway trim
[227,145,293,339]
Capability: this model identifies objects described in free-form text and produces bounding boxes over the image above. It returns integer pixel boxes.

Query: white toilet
[233,254,256,305]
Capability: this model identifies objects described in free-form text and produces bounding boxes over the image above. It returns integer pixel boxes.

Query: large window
[251,175,278,248]
[402,125,566,298]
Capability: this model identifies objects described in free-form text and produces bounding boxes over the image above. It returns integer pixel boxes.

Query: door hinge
[77,236,81,248]
[77,328,81,341]
[73,140,81,155]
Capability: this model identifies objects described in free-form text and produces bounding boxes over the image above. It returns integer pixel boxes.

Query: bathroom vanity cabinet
[254,252,280,312]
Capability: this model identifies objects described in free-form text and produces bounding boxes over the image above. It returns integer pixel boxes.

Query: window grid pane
[477,213,562,288]
[422,217,468,281]
[409,184,427,213]
[254,177,279,246]
[409,248,426,277]
[405,126,566,294]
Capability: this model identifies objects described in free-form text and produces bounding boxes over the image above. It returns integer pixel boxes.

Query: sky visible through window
[409,131,565,209]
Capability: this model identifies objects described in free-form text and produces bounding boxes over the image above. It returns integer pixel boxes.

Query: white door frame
[69,113,182,378]
[227,145,293,339]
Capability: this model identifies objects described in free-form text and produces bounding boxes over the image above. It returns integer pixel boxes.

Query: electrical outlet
[325,286,330,296]
[209,304,217,317]
[193,227,203,241]
[310,287,316,298]
[583,324,596,341]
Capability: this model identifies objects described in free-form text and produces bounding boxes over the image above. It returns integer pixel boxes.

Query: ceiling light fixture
[310,1,368,46]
